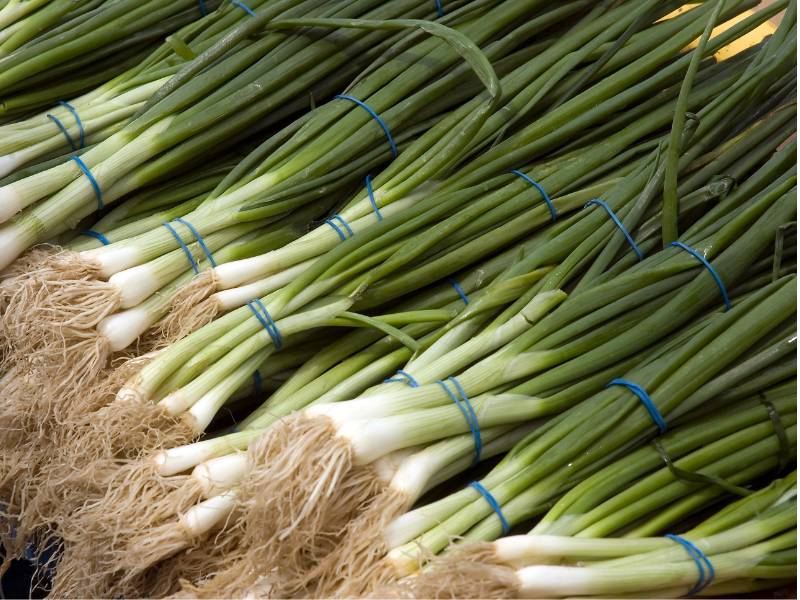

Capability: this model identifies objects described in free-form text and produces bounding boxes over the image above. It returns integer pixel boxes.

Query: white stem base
[97,305,152,351]
[192,453,248,497]
[180,489,238,537]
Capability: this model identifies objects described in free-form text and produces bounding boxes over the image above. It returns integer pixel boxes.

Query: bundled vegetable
[390,471,797,598]
[0,0,794,598]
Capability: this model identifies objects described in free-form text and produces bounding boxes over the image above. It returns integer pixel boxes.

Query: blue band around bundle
[47,101,85,151]
[585,199,644,260]
[437,376,481,465]
[665,534,715,595]
[247,299,283,350]
[174,217,217,267]
[231,0,256,15]
[510,169,557,222]
[59,101,85,148]
[449,278,469,305]
[366,175,382,221]
[384,369,419,387]
[607,378,667,433]
[71,156,103,210]
[335,94,398,158]
[252,370,263,393]
[163,222,200,274]
[82,230,110,245]
[198,0,208,15]
[325,214,354,241]
[435,0,444,17]
[670,241,731,311]
[470,481,510,535]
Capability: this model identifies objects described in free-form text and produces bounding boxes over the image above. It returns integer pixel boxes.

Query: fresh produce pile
[0,0,796,598]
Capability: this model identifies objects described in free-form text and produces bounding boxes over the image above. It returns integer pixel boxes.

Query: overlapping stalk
[0,2,794,597]
[391,470,797,598]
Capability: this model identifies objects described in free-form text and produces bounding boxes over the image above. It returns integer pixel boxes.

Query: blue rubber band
[47,114,77,151]
[81,230,110,245]
[607,378,667,433]
[174,217,217,267]
[163,222,200,274]
[435,0,444,17]
[384,369,419,387]
[333,214,354,237]
[252,370,263,393]
[325,213,354,241]
[198,0,208,15]
[366,175,382,221]
[247,299,283,350]
[58,101,85,149]
[437,376,481,465]
[511,169,557,222]
[335,94,398,158]
[470,481,510,535]
[231,0,256,15]
[671,241,731,311]
[449,278,469,305]
[71,156,103,210]
[585,199,644,260]
[666,534,715,595]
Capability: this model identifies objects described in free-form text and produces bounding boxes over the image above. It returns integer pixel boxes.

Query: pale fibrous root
[184,413,388,598]
[141,270,220,353]
[49,462,211,598]
[0,247,120,435]
[375,543,520,599]
[309,488,411,598]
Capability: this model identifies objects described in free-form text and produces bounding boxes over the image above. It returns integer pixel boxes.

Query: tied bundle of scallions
[0,1,794,598]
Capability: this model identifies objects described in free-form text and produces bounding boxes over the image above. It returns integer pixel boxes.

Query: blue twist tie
[174,217,217,267]
[247,299,283,350]
[325,214,354,241]
[607,378,667,433]
[437,376,481,465]
[366,175,382,221]
[82,230,110,245]
[252,370,263,393]
[511,169,557,222]
[435,0,444,17]
[335,95,398,158]
[47,101,84,151]
[666,534,715,595]
[470,481,510,535]
[198,0,208,15]
[47,115,75,151]
[384,369,419,387]
[59,101,85,148]
[231,0,256,15]
[449,278,469,305]
[670,241,731,311]
[71,156,103,210]
[163,222,200,274]
[585,199,644,260]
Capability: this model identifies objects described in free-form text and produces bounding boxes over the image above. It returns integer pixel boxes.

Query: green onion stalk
[43,247,552,596]
[9,81,792,577]
[0,0,507,437]
[142,264,795,596]
[0,0,708,496]
[1,0,774,410]
[208,0,779,294]
[126,135,795,595]
[162,141,792,592]
[0,0,230,157]
[376,273,796,585]
[0,0,519,265]
[390,469,797,599]
[0,0,527,412]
